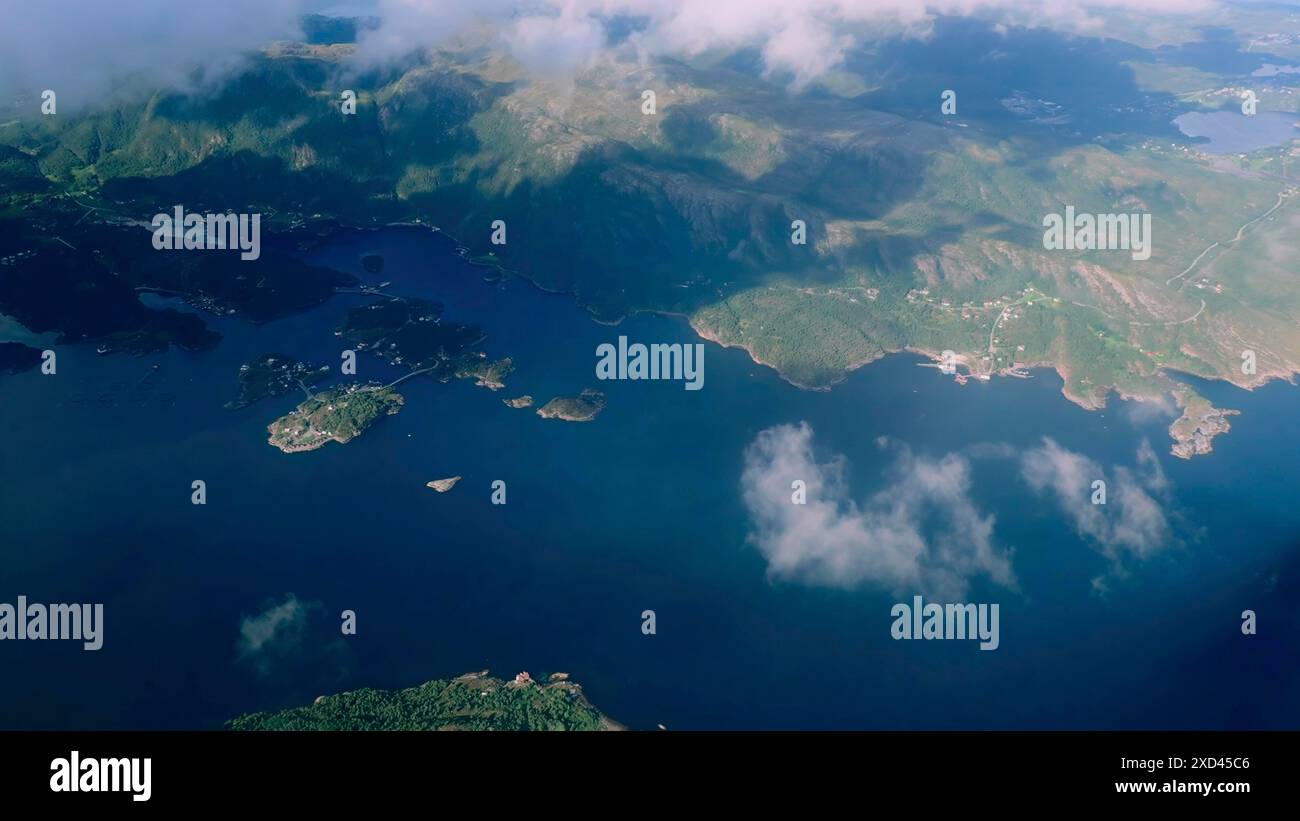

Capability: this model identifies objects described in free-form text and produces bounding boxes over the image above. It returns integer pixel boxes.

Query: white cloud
[502,6,608,76]
[0,0,1222,109]
[742,428,1186,598]
[356,0,1219,86]
[1122,393,1178,424]
[741,422,1016,599]
[0,0,307,111]
[235,593,354,691]
[236,593,314,677]
[1020,437,1175,568]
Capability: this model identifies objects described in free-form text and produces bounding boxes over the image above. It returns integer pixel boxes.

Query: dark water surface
[2,226,1297,729]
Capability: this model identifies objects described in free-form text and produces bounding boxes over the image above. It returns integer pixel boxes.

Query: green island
[226,353,331,410]
[336,297,513,391]
[226,670,621,731]
[455,355,514,390]
[267,384,404,453]
[537,388,606,422]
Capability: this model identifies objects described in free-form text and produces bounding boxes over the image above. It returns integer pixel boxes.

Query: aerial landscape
[2,0,1300,746]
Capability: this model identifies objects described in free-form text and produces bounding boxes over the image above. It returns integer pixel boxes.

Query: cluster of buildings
[0,249,35,266]
[1191,276,1225,294]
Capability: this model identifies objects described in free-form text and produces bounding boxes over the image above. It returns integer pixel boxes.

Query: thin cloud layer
[0,0,1219,110]
[743,427,1187,595]
[1122,393,1178,424]
[236,593,314,677]
[235,593,353,685]
[0,0,307,111]
[741,422,1016,599]
[357,0,1218,85]
[1020,437,1175,567]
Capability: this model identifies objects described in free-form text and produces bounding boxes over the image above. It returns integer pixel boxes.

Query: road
[1166,188,1293,286]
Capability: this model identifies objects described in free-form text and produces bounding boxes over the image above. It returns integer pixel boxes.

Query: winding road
[1165,188,1293,286]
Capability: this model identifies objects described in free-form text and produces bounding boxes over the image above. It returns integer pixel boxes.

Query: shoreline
[685,313,1300,461]
[267,220,1300,460]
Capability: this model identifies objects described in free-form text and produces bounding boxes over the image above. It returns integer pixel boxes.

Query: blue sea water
[1,226,1298,730]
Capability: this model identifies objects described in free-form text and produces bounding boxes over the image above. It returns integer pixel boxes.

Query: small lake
[1252,63,1300,78]
[1173,109,1299,154]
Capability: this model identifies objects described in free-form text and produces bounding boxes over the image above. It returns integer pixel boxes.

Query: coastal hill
[537,388,606,422]
[227,671,622,731]
[267,384,403,453]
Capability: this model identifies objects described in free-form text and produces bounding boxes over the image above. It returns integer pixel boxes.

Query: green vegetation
[537,388,606,422]
[336,297,490,377]
[267,384,403,452]
[226,353,330,410]
[227,671,619,731]
[0,238,221,355]
[455,356,513,390]
[300,13,379,45]
[1169,385,1240,460]
[0,146,49,194]
[2,17,1296,457]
